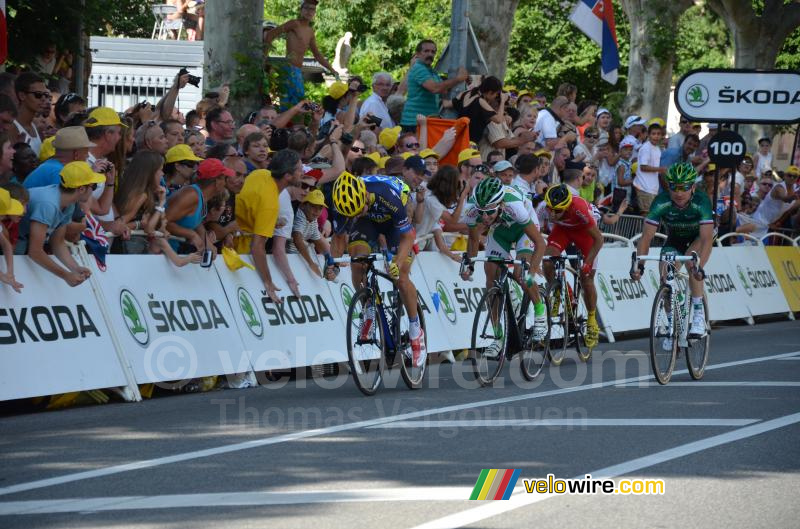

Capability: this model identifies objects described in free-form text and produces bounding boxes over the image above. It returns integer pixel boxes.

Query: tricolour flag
[569,0,619,84]
[469,469,521,500]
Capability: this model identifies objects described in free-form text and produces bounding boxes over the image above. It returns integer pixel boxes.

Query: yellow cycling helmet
[332,171,367,217]
[544,184,573,211]
[400,181,410,206]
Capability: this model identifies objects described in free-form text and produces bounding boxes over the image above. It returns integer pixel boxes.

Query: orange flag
[420,117,471,167]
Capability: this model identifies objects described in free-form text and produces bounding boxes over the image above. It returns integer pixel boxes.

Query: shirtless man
[264,1,336,110]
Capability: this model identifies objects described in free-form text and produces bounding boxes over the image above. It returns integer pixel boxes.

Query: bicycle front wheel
[346,288,386,396]
[649,284,677,385]
[572,280,591,363]
[685,296,710,380]
[471,286,508,386]
[545,281,568,366]
[519,287,548,381]
[397,293,427,390]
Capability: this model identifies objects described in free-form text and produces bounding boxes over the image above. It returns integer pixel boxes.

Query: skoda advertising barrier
[594,247,655,335]
[701,249,751,322]
[94,255,251,384]
[675,69,800,124]
[0,257,128,400]
[408,257,452,354]
[722,246,791,318]
[765,246,800,312]
[217,254,348,370]
[415,252,489,351]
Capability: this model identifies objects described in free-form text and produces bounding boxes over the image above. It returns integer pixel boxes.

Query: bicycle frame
[543,254,582,327]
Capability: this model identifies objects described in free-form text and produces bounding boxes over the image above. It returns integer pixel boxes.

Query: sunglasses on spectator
[760,182,773,187]
[668,183,692,192]
[90,183,98,191]
[584,134,599,139]
[26,90,50,99]
[350,146,366,154]
[405,142,420,149]
[180,161,198,168]
[300,182,316,190]
[216,119,235,126]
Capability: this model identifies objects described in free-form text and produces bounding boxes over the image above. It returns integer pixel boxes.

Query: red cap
[197,158,234,180]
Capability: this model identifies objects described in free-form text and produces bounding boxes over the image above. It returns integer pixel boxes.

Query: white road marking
[367,418,759,429]
[775,357,800,361]
[410,411,800,529]
[0,488,473,516]
[0,349,797,498]
[614,381,800,388]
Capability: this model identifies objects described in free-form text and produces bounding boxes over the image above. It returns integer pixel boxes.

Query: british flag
[569,0,620,84]
[81,213,110,271]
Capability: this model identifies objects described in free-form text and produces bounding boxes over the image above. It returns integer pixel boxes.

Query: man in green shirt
[400,40,468,131]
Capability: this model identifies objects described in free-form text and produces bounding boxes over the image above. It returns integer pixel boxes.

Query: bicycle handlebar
[630,251,705,279]
[331,253,386,265]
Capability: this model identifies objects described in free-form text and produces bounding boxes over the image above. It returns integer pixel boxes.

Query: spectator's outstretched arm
[272,235,301,297]
[421,67,469,95]
[319,125,345,184]
[309,34,336,74]
[153,237,202,267]
[340,93,358,131]
[251,234,281,303]
[158,73,190,122]
[0,230,22,292]
[294,231,322,277]
[29,223,86,286]
[433,229,460,263]
[432,127,456,159]
[263,21,294,48]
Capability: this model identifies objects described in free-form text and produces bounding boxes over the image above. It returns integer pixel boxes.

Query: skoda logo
[597,273,615,310]
[737,265,753,297]
[686,84,709,108]
[435,280,457,324]
[237,287,263,338]
[340,283,357,319]
[120,289,149,346]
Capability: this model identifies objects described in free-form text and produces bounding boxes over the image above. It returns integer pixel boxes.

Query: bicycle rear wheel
[396,293,427,390]
[519,288,548,381]
[685,296,710,380]
[471,286,508,386]
[545,281,568,366]
[346,288,386,396]
[649,285,677,385]
[572,280,591,362]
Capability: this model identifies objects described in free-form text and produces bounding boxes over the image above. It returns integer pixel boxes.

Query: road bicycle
[460,256,548,386]
[339,253,427,396]
[542,254,591,365]
[631,251,710,385]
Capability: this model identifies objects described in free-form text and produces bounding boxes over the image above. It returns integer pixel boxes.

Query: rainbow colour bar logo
[469,469,521,500]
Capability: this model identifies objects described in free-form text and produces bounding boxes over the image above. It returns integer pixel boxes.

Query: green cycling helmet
[473,177,505,210]
[665,162,697,186]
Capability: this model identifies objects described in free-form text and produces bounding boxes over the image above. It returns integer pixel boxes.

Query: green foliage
[775,26,800,70]
[504,0,631,105]
[674,4,732,78]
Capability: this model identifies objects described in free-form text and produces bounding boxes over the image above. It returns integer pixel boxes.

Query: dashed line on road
[0,349,797,498]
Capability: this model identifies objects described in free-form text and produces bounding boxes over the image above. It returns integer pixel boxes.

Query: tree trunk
[204,0,264,119]
[620,0,693,120]
[705,0,800,148]
[468,0,520,79]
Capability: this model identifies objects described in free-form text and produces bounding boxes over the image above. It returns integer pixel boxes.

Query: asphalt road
[0,319,798,529]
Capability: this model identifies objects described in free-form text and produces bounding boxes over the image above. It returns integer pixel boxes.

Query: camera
[201,249,213,268]
[355,84,368,93]
[365,115,382,127]
[471,164,489,174]
[302,102,321,112]
[340,132,354,145]
[178,67,201,88]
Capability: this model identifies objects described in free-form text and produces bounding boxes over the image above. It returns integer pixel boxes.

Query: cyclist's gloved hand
[388,260,400,280]
[580,262,593,277]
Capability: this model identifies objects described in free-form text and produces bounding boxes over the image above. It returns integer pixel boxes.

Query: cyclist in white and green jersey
[460,177,548,340]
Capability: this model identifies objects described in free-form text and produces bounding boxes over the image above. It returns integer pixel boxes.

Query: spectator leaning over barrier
[134,119,169,156]
[286,189,331,278]
[24,126,93,189]
[113,150,168,254]
[634,123,666,214]
[205,106,235,147]
[84,108,127,226]
[513,154,548,196]
[401,155,429,224]
[400,39,468,132]
[166,157,228,254]
[0,186,25,292]
[17,161,102,285]
[161,119,184,149]
[164,143,203,193]
[12,72,48,155]
[235,149,303,303]
[208,155,246,249]
[750,165,800,239]
[359,72,395,129]
[415,164,467,261]
[272,173,302,298]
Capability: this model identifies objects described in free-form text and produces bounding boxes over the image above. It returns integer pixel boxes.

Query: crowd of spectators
[1,12,799,297]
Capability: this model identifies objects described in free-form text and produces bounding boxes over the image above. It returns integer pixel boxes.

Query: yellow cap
[303,189,327,207]
[707,163,716,171]
[503,85,517,93]
[39,136,56,161]
[469,141,478,149]
[457,148,481,165]
[328,81,348,100]
[59,161,106,189]
[786,165,800,176]
[517,90,531,98]
[379,126,401,150]
[420,148,439,160]
[221,247,256,271]
[84,107,127,128]
[0,188,24,216]
[166,144,204,164]
[631,162,638,174]
[647,117,665,127]
[400,152,413,160]
[378,156,390,169]
[365,152,381,165]
[690,122,701,127]
[534,149,553,159]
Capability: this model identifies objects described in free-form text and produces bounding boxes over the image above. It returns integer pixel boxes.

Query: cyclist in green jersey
[631,162,714,337]
[460,177,548,342]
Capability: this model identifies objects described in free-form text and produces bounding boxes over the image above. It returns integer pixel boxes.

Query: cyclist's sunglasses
[668,183,693,192]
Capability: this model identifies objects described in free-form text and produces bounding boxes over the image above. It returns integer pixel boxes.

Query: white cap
[595,107,611,118]
[493,160,513,172]
[619,135,637,149]
[624,115,647,129]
